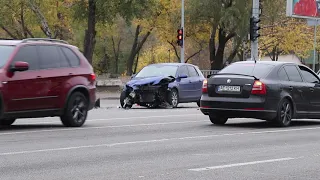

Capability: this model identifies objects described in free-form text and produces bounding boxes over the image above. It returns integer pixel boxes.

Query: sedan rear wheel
[209,114,228,125]
[275,99,292,127]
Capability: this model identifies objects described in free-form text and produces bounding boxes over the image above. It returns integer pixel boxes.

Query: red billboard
[287,0,320,19]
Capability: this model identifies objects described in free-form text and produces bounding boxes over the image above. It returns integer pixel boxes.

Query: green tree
[188,0,251,70]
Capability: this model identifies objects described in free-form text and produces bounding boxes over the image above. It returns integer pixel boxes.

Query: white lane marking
[0,120,204,136]
[188,157,296,171]
[1,126,320,156]
[18,114,200,125]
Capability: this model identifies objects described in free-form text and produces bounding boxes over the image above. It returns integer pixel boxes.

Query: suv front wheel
[61,92,88,127]
[0,118,16,126]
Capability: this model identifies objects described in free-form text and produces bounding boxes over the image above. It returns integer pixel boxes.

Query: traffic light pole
[251,0,260,61]
[181,0,185,63]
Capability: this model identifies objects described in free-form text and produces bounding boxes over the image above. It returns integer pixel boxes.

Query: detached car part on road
[120,63,205,109]
[0,38,96,127]
[200,61,320,127]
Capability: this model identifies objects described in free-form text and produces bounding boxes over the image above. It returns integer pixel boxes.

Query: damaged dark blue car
[120,63,205,109]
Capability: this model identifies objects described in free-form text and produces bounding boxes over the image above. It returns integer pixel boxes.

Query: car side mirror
[10,61,29,72]
[178,74,188,79]
[131,74,136,79]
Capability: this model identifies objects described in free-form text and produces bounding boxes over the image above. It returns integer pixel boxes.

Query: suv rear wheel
[61,92,88,127]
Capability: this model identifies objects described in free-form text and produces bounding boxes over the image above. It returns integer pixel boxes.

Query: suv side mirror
[11,61,29,72]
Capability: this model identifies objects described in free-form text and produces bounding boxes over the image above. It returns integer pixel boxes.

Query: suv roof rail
[21,38,69,44]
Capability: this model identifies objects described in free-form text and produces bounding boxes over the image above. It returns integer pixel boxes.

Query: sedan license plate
[217,85,241,92]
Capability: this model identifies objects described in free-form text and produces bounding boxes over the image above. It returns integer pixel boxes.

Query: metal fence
[200,70,220,78]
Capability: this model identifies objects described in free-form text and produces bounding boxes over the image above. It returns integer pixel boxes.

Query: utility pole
[250,0,260,61]
[313,21,317,71]
[181,0,185,63]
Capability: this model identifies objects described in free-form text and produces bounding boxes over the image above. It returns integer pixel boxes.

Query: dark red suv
[0,38,96,127]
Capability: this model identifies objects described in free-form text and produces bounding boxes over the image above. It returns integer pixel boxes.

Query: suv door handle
[310,87,314,92]
[36,76,42,78]
[288,86,293,91]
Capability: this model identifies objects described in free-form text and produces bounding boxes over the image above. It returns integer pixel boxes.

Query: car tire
[0,118,16,126]
[60,92,88,127]
[274,98,293,127]
[169,89,179,108]
[120,91,133,109]
[209,114,228,125]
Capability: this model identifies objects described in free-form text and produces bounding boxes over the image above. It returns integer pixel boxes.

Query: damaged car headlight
[129,91,136,98]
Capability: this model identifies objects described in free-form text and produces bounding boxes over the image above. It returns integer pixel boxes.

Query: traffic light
[177,28,183,47]
[250,17,261,42]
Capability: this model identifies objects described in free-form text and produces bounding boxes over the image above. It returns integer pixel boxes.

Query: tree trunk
[211,28,227,70]
[127,25,140,76]
[126,25,152,76]
[133,52,140,74]
[83,0,96,64]
[209,25,217,69]
[112,36,122,74]
[29,0,52,38]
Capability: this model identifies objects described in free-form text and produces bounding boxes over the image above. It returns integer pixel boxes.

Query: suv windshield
[0,45,15,67]
[135,65,178,78]
[218,63,274,78]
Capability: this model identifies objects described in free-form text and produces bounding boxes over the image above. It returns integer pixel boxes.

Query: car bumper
[88,87,96,110]
[200,95,278,120]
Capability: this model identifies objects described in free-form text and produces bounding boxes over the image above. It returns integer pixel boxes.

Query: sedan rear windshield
[218,63,274,78]
[0,45,15,67]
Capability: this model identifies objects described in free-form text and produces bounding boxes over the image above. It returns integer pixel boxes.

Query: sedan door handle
[310,87,315,92]
[36,76,42,78]
[288,86,293,91]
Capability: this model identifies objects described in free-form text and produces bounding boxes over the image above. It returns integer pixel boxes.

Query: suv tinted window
[57,47,71,68]
[12,45,39,70]
[38,45,60,69]
[0,46,15,68]
[187,66,199,77]
[278,67,289,81]
[218,63,274,78]
[299,66,320,83]
[60,47,80,67]
[284,65,303,82]
[178,66,189,76]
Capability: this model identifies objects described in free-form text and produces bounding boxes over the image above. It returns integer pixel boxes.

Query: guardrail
[200,70,220,78]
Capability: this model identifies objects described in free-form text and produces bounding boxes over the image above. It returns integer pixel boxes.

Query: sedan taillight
[251,80,266,95]
[202,79,208,93]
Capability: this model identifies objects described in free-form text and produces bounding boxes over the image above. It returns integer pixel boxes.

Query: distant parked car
[120,63,205,108]
[200,61,320,127]
[0,38,96,127]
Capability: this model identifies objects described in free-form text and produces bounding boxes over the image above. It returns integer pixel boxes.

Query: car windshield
[218,63,274,78]
[0,45,15,68]
[135,65,178,78]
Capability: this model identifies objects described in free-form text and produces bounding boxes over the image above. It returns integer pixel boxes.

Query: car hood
[126,76,175,89]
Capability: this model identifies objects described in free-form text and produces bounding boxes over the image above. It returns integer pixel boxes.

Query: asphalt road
[1,100,320,180]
